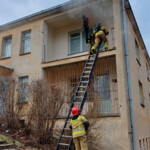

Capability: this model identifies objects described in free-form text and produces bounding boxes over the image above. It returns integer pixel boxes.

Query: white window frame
[2,36,12,58]
[69,30,82,54]
[69,29,93,55]
[22,30,31,54]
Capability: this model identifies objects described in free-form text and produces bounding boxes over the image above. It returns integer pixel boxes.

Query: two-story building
[0,0,150,149]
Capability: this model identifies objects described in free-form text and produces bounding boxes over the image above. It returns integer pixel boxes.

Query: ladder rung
[87,63,93,65]
[73,102,82,104]
[59,143,69,146]
[77,91,85,93]
[82,76,89,78]
[85,67,92,69]
[64,128,71,130]
[88,59,94,61]
[62,135,72,138]
[83,71,90,73]
[79,86,87,88]
[81,81,88,83]
[75,96,83,99]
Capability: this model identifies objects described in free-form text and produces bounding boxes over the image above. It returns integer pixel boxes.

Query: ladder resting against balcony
[56,48,100,150]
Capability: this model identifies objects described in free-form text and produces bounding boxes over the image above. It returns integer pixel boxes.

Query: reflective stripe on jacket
[70,115,87,138]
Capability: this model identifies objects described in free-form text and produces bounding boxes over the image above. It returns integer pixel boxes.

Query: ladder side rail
[73,55,91,101]
[56,50,99,150]
[56,102,74,150]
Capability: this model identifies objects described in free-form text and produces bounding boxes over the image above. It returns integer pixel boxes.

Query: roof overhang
[0,65,14,75]
[125,0,150,65]
[0,0,94,32]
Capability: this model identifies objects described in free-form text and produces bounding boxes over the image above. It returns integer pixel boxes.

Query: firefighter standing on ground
[70,106,90,150]
[91,23,109,54]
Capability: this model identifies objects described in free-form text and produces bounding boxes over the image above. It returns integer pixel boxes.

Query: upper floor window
[138,81,144,106]
[69,29,93,54]
[2,36,12,58]
[146,63,150,80]
[135,40,140,64]
[19,76,29,102]
[22,30,31,54]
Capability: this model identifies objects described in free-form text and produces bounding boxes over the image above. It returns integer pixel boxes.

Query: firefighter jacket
[70,115,89,138]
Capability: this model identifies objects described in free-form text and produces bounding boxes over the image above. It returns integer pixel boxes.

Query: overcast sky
[0,0,149,55]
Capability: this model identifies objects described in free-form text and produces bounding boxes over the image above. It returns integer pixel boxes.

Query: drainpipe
[121,0,136,149]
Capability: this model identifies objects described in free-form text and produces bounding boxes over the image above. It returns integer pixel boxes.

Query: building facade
[0,0,150,149]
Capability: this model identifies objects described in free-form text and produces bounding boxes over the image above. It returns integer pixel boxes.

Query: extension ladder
[56,51,99,150]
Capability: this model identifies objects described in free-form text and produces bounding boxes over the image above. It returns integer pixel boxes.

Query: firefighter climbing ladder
[56,50,99,150]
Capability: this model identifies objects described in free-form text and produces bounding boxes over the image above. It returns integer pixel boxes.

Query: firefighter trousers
[73,135,88,150]
[92,31,108,50]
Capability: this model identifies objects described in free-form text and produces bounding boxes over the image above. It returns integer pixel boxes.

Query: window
[146,63,150,80]
[19,76,29,102]
[96,73,111,114]
[146,138,148,150]
[139,81,144,106]
[143,139,145,150]
[96,74,110,100]
[2,36,12,58]
[139,140,142,150]
[22,30,31,54]
[135,40,140,63]
[69,29,93,54]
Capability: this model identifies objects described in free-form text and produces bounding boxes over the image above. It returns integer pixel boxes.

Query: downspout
[121,0,136,150]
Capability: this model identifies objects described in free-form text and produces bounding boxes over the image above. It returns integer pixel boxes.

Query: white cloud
[0,0,70,25]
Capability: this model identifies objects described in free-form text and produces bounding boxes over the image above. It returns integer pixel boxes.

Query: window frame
[18,76,29,103]
[69,29,93,55]
[138,81,145,107]
[96,73,110,100]
[146,63,150,81]
[135,39,141,66]
[21,30,31,55]
[2,35,12,59]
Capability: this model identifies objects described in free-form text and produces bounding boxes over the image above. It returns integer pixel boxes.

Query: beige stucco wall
[0,20,44,80]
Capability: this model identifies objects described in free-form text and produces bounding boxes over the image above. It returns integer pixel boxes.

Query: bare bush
[25,80,65,145]
[0,76,21,129]
[87,102,102,149]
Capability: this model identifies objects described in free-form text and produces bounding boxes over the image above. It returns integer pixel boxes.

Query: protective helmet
[95,23,101,32]
[72,106,81,116]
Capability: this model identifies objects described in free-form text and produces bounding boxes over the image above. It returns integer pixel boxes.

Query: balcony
[44,56,120,117]
[42,0,115,63]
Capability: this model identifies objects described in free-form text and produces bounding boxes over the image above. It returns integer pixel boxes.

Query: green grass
[0,134,24,148]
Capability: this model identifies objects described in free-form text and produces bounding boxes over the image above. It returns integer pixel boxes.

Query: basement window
[21,30,31,54]
[2,36,12,58]
[69,29,93,54]
[19,76,29,102]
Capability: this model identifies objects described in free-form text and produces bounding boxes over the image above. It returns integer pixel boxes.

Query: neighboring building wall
[126,10,150,150]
